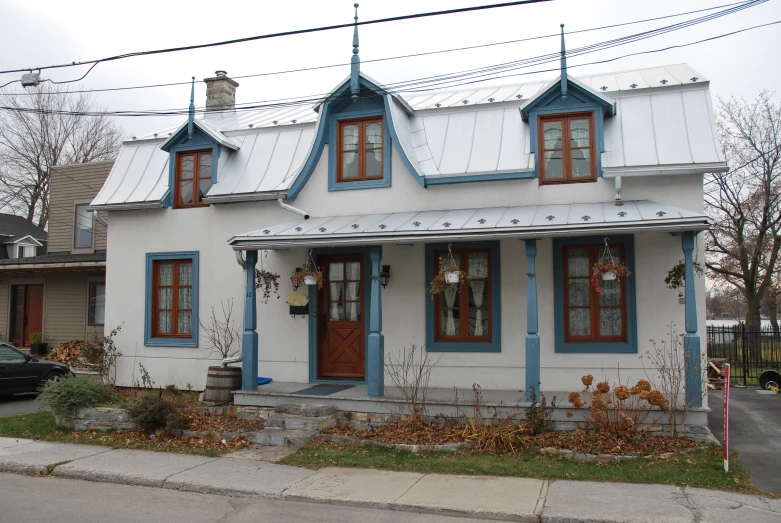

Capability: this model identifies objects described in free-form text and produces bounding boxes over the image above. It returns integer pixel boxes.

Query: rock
[274,404,303,415]
[539,447,558,455]
[198,392,205,402]
[657,452,677,460]
[200,430,223,443]
[595,454,615,464]
[302,405,337,417]
[685,425,709,434]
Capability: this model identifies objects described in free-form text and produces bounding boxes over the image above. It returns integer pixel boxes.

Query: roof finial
[350,3,360,101]
[187,76,195,140]
[560,24,568,103]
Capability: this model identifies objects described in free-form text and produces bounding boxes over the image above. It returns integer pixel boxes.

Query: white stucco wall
[104,146,707,407]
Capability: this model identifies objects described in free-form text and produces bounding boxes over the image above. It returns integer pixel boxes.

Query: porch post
[242,250,258,391]
[525,239,541,402]
[682,232,702,407]
[367,246,384,397]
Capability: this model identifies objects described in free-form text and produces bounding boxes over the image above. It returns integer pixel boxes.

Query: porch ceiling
[229,200,710,250]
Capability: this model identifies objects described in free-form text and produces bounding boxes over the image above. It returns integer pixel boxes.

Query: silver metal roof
[229,200,709,249]
[92,64,724,209]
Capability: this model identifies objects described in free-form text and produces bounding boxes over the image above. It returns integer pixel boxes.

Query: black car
[0,342,71,395]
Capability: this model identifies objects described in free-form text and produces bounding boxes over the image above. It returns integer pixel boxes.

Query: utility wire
[0,1,553,76]
[0,1,750,96]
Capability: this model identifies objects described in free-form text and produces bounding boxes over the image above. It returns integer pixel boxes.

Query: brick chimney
[203,70,239,118]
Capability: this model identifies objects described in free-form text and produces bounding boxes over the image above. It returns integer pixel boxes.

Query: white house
[90,26,724,423]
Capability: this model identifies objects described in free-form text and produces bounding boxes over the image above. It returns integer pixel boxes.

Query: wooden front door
[317,254,365,379]
[10,285,44,347]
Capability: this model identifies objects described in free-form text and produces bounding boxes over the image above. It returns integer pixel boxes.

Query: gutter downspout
[222,251,248,367]
[277,197,310,220]
[93,211,108,228]
[614,176,622,203]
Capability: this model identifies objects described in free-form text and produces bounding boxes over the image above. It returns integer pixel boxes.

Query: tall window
[563,244,627,342]
[434,248,492,342]
[74,204,94,248]
[539,113,596,183]
[175,150,212,208]
[337,117,383,182]
[88,282,105,326]
[152,259,193,337]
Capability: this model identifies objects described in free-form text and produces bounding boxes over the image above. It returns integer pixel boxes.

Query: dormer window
[175,150,212,208]
[338,117,384,182]
[539,113,596,184]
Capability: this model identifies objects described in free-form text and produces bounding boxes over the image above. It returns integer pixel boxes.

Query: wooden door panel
[318,255,365,379]
[23,285,44,347]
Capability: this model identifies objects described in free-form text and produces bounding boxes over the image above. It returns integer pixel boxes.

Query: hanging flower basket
[291,263,324,289]
[664,260,704,290]
[601,271,617,281]
[591,260,630,293]
[429,256,470,295]
[254,269,281,304]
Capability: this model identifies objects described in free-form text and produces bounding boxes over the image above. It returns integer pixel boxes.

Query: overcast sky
[1,0,779,138]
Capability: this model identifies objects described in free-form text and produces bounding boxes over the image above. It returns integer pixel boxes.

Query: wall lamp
[380,265,391,288]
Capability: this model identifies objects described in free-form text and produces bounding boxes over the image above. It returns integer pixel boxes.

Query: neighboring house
[90,28,723,424]
[0,213,47,262]
[0,162,111,347]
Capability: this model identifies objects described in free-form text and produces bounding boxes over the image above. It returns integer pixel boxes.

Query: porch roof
[229,200,709,250]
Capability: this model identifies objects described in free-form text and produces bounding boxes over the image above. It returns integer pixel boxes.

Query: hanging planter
[664,260,704,290]
[591,238,631,293]
[290,263,324,289]
[429,248,471,295]
[254,251,281,304]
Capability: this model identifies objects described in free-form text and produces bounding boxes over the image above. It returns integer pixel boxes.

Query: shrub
[38,376,111,420]
[525,387,556,435]
[127,394,186,435]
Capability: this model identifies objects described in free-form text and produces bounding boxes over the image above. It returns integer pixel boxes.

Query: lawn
[283,439,760,494]
[0,411,243,457]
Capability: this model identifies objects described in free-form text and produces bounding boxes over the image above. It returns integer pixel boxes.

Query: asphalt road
[707,387,781,493]
[0,473,484,523]
[0,393,41,417]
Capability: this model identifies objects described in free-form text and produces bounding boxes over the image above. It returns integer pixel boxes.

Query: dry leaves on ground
[181,411,264,432]
[324,418,464,446]
[64,428,252,452]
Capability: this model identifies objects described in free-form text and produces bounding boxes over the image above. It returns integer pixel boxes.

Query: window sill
[555,341,636,353]
[328,177,391,192]
[427,341,500,353]
[144,337,198,348]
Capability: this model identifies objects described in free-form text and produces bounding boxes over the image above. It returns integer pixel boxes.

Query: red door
[23,285,44,346]
[317,254,365,379]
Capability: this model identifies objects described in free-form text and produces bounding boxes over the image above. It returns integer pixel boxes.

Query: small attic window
[337,117,384,182]
[538,113,596,184]
[175,150,212,208]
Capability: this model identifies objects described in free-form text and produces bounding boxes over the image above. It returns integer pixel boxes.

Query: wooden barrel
[204,366,242,403]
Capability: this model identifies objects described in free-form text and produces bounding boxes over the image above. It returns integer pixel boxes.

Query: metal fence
[706,324,781,384]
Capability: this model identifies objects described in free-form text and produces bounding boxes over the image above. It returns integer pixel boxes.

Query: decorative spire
[350,3,360,101]
[187,76,195,140]
[560,24,568,103]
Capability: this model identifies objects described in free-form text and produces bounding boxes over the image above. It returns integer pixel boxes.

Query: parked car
[0,342,71,395]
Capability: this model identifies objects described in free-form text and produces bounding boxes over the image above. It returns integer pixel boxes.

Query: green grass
[283,440,760,494]
[0,411,234,457]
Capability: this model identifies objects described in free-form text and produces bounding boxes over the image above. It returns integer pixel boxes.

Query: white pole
[723,363,730,473]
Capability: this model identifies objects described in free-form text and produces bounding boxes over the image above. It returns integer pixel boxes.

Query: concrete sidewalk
[1,437,779,522]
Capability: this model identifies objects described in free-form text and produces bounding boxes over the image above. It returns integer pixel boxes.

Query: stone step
[264,413,335,431]
[252,428,316,448]
[273,404,337,417]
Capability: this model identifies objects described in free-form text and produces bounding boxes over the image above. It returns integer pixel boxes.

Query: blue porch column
[242,250,259,391]
[525,239,541,402]
[367,246,384,396]
[682,232,702,407]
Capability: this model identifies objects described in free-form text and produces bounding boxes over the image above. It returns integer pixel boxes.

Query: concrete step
[264,413,335,431]
[252,428,316,448]
[274,404,337,417]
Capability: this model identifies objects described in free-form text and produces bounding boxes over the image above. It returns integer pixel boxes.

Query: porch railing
[706,324,781,385]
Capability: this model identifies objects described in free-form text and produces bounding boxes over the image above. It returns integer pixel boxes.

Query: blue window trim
[552,235,637,353]
[307,246,373,384]
[425,241,501,353]
[160,127,220,208]
[144,251,200,347]
[328,109,392,192]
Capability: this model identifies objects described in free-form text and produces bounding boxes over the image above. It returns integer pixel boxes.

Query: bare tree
[0,84,122,227]
[198,300,240,366]
[705,91,781,330]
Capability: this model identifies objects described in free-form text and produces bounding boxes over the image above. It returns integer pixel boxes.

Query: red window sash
[174,150,212,209]
[152,260,192,338]
[337,117,384,182]
[539,113,597,184]
[433,248,492,343]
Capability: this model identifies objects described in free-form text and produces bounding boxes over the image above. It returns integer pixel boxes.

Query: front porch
[230,201,709,411]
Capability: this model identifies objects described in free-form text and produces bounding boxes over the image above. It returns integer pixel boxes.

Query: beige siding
[48,162,112,254]
[42,272,105,344]
[0,280,8,341]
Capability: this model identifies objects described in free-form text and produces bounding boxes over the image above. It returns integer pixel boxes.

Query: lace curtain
[346,262,360,321]
[441,256,459,336]
[469,253,489,336]
[178,262,193,334]
[329,263,344,320]
[158,263,173,333]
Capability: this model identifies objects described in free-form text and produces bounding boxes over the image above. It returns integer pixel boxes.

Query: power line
[0,1,749,97]
[0,1,553,77]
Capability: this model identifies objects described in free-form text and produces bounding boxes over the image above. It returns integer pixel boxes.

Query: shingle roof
[0,214,47,241]
[0,252,105,266]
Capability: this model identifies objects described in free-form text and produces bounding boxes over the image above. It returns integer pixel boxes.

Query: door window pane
[158,263,173,285]
[567,249,590,277]
[440,309,460,337]
[568,279,590,306]
[158,311,172,333]
[345,262,360,280]
[178,311,192,334]
[468,309,489,336]
[74,204,94,248]
[599,279,621,306]
[600,308,622,336]
[569,308,591,336]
